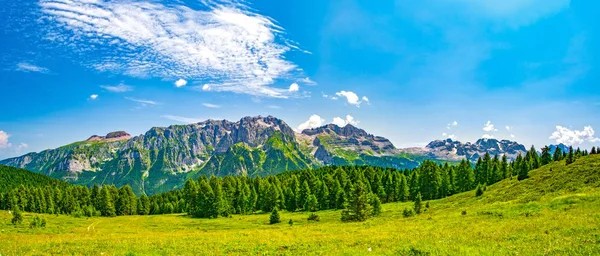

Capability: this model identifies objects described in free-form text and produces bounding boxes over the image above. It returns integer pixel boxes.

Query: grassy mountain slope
[2,155,600,254]
[0,165,70,193]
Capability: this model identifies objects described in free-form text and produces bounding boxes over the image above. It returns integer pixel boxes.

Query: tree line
[1,144,595,222]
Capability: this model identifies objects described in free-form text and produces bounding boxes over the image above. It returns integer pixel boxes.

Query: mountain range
[0,116,527,195]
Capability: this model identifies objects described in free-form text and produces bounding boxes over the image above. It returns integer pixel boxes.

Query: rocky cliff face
[0,116,418,195]
[1,116,526,195]
[401,138,527,162]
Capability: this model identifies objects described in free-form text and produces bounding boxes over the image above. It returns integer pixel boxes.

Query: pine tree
[269,208,281,224]
[592,147,597,155]
[138,195,150,215]
[541,146,552,165]
[369,194,382,216]
[398,174,409,202]
[553,147,563,162]
[414,192,423,214]
[99,186,116,217]
[419,161,441,200]
[195,179,214,218]
[11,205,23,225]
[341,181,372,222]
[304,194,318,212]
[475,184,484,197]
[566,146,575,165]
[183,179,198,215]
[456,159,475,192]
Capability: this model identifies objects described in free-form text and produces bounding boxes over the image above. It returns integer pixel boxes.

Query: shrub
[269,208,281,224]
[461,210,467,216]
[475,184,484,197]
[403,208,415,218]
[308,213,320,222]
[30,216,47,229]
[288,219,294,226]
[425,201,430,209]
[414,193,423,214]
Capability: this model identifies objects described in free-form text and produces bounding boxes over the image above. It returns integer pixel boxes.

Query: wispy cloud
[161,115,203,124]
[89,94,98,100]
[125,97,160,105]
[16,62,49,73]
[101,83,133,93]
[202,103,221,108]
[39,0,308,98]
[483,121,498,132]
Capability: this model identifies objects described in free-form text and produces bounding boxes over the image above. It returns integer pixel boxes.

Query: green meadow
[2,155,600,255]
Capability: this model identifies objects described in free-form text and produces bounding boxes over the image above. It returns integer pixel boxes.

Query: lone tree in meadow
[11,205,23,225]
[414,192,423,214]
[270,208,281,224]
[341,180,372,222]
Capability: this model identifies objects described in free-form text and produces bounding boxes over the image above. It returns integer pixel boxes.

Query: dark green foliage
[553,147,563,162]
[402,208,415,218]
[341,180,372,222]
[0,165,70,193]
[566,146,575,165]
[414,192,423,214]
[29,216,46,228]
[11,205,23,225]
[288,219,293,226]
[304,194,318,212]
[369,194,382,216]
[308,213,320,222]
[475,184,484,197]
[269,208,281,224]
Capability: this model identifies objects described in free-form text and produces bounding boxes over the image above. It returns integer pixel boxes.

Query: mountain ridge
[0,116,528,195]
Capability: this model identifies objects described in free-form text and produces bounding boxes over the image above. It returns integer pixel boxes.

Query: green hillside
[2,155,600,255]
[0,165,70,193]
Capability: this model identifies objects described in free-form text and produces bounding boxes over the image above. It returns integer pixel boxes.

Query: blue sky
[1,0,599,159]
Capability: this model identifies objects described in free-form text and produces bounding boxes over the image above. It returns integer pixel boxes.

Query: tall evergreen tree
[341,180,372,222]
[553,147,563,162]
[541,146,552,166]
[455,159,475,192]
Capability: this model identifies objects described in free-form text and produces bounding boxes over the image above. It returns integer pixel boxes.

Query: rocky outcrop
[87,131,131,142]
[406,138,527,162]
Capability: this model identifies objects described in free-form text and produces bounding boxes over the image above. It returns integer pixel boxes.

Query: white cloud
[16,62,49,73]
[15,143,29,153]
[175,79,188,88]
[482,134,495,139]
[505,126,512,131]
[101,84,133,93]
[267,105,281,109]
[447,120,458,129]
[288,83,299,92]
[448,134,457,140]
[333,91,369,107]
[296,114,325,131]
[483,121,498,132]
[161,115,203,124]
[0,131,11,149]
[302,77,317,85]
[202,103,221,108]
[39,0,307,98]
[549,125,600,145]
[202,84,211,91]
[332,115,359,127]
[510,134,515,138]
[89,94,98,100]
[125,97,160,105]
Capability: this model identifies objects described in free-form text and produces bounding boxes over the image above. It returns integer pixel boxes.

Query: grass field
[2,156,600,255]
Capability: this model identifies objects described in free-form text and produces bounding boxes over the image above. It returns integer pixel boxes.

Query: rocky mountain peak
[301,124,368,137]
[86,131,131,142]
